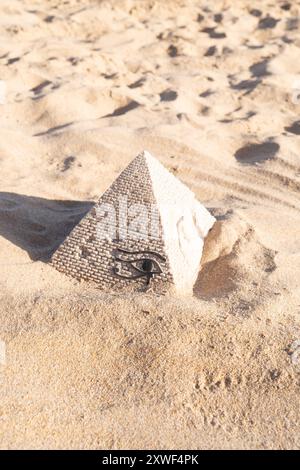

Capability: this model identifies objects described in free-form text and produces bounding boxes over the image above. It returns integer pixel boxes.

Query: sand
[0,0,300,449]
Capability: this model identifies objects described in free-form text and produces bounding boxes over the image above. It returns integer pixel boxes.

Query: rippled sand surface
[0,0,300,449]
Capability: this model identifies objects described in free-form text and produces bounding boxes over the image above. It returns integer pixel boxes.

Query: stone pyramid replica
[51,151,215,294]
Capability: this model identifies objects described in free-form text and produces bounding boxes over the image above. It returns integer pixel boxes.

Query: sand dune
[0,0,300,449]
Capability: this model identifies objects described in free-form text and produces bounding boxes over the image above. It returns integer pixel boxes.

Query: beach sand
[0,0,300,449]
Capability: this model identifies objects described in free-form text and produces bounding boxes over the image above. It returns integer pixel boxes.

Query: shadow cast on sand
[0,192,94,261]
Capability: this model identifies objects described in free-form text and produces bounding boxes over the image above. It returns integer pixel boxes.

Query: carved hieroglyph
[51,151,215,294]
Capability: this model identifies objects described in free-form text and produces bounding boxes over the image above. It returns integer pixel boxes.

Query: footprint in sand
[234,141,280,164]
[160,89,178,102]
[61,156,76,172]
[285,121,300,135]
[167,44,178,57]
[258,16,280,30]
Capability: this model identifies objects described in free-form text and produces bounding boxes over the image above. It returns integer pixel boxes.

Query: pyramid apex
[132,149,156,163]
[142,149,155,159]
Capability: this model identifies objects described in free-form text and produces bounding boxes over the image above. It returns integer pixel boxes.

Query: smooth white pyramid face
[51,151,215,295]
[144,151,215,293]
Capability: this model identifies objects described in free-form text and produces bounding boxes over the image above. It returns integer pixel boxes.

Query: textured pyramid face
[51,151,215,294]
